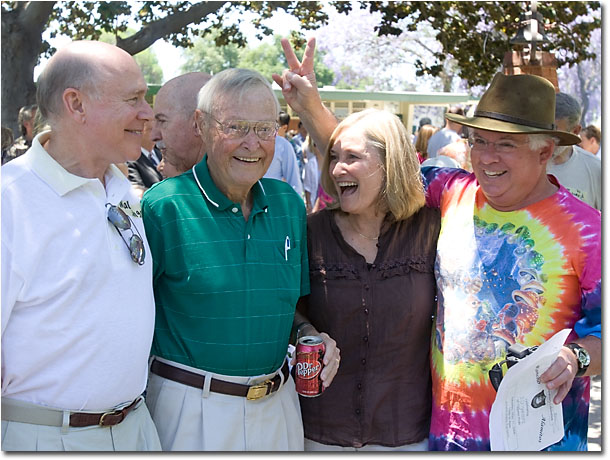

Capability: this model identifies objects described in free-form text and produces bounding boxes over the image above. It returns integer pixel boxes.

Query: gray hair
[528,133,559,151]
[554,92,582,132]
[196,68,280,117]
[36,52,103,122]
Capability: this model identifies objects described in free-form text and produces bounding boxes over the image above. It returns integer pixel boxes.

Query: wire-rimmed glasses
[106,203,145,265]
[467,135,530,153]
[207,114,279,141]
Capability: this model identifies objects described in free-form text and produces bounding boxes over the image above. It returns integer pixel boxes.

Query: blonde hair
[415,124,438,159]
[320,109,425,221]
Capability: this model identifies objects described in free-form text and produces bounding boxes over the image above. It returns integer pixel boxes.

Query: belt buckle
[246,380,272,400]
[99,409,121,426]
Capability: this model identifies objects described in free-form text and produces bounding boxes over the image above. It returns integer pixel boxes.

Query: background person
[412,116,432,148]
[151,71,211,178]
[1,40,160,451]
[579,124,601,157]
[547,92,601,210]
[426,106,464,158]
[302,135,322,213]
[296,108,440,451]
[1,126,14,162]
[414,124,439,163]
[3,104,37,164]
[141,68,339,451]
[264,126,305,197]
[421,138,472,171]
[127,119,163,197]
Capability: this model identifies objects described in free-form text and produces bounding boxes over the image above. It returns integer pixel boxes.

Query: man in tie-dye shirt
[273,39,601,452]
[422,73,601,451]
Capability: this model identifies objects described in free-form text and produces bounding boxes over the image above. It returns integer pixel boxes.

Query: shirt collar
[192,154,269,212]
[28,130,130,199]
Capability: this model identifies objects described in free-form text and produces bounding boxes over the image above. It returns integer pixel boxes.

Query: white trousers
[145,358,304,451]
[305,438,429,451]
[1,399,161,451]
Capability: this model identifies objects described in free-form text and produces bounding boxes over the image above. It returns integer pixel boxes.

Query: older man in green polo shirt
[141,68,340,451]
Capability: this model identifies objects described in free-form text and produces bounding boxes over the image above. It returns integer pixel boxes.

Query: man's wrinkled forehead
[471,128,528,141]
[213,91,277,121]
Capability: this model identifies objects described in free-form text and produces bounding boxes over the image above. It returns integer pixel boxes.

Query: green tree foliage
[181,34,335,86]
[338,1,601,87]
[181,33,241,75]
[133,49,164,85]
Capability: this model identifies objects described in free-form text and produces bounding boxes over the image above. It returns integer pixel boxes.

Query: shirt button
[232,207,238,213]
[361,358,366,365]
[247,234,251,239]
[364,308,369,315]
[363,336,368,342]
[355,408,361,415]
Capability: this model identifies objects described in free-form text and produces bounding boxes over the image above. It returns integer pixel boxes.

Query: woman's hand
[272,37,321,115]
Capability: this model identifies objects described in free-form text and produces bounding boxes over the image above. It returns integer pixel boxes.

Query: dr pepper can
[295,335,325,397]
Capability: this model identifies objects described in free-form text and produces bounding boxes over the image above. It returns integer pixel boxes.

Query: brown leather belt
[70,396,142,427]
[1,396,143,428]
[150,359,289,401]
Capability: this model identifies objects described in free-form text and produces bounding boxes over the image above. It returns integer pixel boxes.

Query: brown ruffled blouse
[299,206,441,448]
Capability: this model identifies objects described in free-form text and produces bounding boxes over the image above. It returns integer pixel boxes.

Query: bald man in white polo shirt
[1,41,161,451]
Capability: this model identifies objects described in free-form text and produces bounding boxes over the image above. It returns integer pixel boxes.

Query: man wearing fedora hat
[273,37,600,452]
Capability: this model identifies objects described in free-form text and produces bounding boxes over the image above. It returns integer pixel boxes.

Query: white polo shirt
[1,131,155,412]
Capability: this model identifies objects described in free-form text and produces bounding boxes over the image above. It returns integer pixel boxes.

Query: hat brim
[446,114,581,146]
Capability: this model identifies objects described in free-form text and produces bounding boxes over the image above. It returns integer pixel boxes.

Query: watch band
[565,343,590,377]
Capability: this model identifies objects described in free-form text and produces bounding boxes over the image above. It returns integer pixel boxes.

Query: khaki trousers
[145,359,304,451]
[1,398,161,451]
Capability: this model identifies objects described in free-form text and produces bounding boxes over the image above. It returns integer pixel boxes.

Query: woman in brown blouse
[294,108,441,451]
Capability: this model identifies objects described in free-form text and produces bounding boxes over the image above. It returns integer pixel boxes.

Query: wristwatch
[565,343,590,377]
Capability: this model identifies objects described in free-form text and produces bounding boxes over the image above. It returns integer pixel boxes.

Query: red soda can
[295,335,325,397]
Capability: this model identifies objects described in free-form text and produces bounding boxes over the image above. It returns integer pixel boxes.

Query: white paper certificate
[489,329,571,451]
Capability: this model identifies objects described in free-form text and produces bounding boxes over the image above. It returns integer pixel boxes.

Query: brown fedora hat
[446,73,580,146]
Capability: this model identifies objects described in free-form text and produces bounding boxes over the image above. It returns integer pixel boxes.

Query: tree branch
[20,1,56,32]
[116,1,228,55]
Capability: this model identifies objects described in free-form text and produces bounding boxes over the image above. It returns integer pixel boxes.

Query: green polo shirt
[141,155,309,376]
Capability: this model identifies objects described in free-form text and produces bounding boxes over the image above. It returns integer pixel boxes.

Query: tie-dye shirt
[422,167,601,451]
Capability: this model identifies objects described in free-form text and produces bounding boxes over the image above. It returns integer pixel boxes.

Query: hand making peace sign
[272,37,320,115]
[272,37,339,154]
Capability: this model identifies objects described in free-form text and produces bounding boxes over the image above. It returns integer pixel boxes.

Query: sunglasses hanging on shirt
[106,203,145,265]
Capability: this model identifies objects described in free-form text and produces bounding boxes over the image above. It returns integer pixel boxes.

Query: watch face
[578,349,591,367]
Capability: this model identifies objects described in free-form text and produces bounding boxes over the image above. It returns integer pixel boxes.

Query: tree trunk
[576,63,590,126]
[1,1,55,135]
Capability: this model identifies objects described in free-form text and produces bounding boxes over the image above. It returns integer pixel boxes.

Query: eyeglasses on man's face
[468,135,530,153]
[207,114,279,141]
[106,203,145,265]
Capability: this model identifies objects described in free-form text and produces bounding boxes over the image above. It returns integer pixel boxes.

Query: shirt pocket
[272,236,302,305]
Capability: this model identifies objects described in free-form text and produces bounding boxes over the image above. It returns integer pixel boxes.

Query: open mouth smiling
[337,181,358,195]
[484,170,506,178]
[234,156,260,163]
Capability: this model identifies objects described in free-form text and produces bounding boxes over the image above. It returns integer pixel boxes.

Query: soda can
[295,335,325,397]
